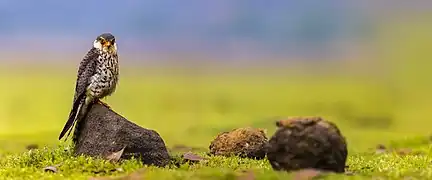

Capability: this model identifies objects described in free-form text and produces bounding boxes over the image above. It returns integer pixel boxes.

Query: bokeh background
[0,0,431,153]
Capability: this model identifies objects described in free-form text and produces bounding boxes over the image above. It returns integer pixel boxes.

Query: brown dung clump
[209,127,268,159]
[267,116,348,173]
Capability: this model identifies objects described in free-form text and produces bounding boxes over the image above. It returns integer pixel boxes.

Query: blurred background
[0,0,431,153]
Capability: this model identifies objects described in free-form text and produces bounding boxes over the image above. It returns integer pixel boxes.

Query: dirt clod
[267,116,348,173]
[209,127,268,159]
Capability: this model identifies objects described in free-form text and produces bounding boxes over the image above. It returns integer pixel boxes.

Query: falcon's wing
[58,48,99,140]
[73,47,99,103]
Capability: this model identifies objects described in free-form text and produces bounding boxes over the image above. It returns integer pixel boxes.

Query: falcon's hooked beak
[93,38,117,53]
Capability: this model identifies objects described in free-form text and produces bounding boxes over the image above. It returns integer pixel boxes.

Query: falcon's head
[93,33,117,54]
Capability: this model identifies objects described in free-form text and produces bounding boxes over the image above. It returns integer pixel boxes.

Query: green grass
[1,139,432,179]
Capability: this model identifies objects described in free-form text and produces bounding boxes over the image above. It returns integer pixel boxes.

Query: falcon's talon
[97,100,111,109]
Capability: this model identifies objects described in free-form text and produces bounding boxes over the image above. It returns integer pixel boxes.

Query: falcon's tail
[58,93,90,140]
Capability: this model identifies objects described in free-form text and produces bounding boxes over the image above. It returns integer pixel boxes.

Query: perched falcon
[58,33,119,142]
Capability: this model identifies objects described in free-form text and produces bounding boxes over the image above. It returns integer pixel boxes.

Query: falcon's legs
[97,99,111,109]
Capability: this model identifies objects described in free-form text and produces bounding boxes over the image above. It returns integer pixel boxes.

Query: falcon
[58,33,119,142]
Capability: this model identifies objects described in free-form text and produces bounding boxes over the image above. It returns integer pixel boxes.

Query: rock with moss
[208,127,268,159]
[72,103,171,167]
[266,116,348,173]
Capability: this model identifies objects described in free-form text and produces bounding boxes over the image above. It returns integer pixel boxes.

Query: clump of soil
[209,127,268,159]
[267,116,348,173]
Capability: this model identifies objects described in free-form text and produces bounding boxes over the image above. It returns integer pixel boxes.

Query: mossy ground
[2,139,432,179]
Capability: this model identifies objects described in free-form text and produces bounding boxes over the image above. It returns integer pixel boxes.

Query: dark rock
[73,103,171,167]
[267,116,348,173]
[209,127,268,159]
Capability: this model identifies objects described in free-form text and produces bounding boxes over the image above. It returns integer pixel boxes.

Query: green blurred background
[0,1,431,154]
